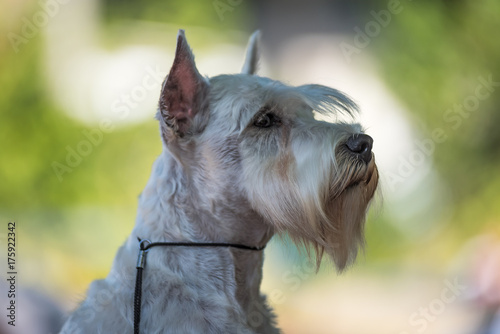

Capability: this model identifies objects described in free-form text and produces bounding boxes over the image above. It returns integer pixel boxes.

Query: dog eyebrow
[296,84,359,116]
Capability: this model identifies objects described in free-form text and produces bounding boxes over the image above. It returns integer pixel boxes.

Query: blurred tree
[373,0,500,237]
[101,0,251,31]
[0,4,160,219]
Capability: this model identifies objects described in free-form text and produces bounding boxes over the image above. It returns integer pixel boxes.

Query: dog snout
[345,134,373,163]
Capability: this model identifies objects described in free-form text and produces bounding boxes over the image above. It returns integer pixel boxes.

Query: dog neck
[133,151,273,247]
[129,152,272,313]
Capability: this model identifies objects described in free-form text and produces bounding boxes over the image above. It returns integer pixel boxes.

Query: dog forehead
[208,73,357,115]
[208,74,310,125]
[209,74,287,102]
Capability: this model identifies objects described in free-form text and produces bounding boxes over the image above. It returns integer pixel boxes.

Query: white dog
[60,30,378,334]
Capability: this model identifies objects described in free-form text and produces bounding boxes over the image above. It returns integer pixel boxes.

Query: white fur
[241,30,261,75]
[60,31,378,334]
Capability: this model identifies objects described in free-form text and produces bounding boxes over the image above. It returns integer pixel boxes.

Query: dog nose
[345,134,373,163]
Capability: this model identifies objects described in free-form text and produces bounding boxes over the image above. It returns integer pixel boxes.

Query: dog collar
[133,238,266,334]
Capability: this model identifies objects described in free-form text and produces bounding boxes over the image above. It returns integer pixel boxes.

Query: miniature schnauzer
[60,30,378,334]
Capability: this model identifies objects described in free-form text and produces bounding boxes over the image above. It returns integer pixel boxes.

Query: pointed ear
[159,29,209,138]
[241,30,261,75]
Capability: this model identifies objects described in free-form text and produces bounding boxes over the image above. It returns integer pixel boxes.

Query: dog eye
[253,113,281,128]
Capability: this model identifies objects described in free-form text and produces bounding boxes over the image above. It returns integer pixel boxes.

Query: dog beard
[247,153,379,272]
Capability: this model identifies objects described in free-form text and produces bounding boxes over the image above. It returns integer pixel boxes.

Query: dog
[59,30,378,334]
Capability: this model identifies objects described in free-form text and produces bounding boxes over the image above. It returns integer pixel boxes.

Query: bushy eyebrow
[295,84,359,117]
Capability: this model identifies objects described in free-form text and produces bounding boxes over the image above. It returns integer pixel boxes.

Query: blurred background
[1,0,500,333]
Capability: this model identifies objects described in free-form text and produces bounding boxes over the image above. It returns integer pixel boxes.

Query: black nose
[345,134,373,163]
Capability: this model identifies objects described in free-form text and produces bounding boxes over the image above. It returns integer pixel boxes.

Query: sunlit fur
[60,30,378,334]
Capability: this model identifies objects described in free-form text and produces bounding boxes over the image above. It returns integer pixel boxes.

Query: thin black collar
[133,238,266,334]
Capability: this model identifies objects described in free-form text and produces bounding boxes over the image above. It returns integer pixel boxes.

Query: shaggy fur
[60,30,378,334]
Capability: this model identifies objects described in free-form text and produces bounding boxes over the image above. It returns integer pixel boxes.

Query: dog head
[157,30,378,271]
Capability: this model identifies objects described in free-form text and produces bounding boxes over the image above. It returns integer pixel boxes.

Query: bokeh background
[1,0,500,333]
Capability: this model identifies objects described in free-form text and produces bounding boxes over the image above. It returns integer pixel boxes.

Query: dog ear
[241,30,261,75]
[159,29,208,137]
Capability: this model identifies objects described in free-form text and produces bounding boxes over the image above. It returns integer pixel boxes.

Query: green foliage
[373,0,500,234]
[101,0,251,30]
[0,24,160,212]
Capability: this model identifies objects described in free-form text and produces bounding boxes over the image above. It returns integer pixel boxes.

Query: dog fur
[60,30,378,334]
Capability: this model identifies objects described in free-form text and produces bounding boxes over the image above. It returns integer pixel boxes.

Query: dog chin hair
[322,162,379,271]
[248,157,378,272]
